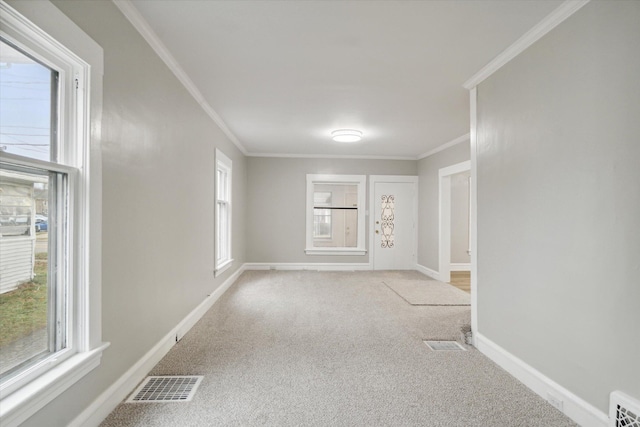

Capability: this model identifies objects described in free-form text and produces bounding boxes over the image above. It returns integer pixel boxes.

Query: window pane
[313,208,331,238]
[0,165,61,378]
[313,192,331,206]
[215,153,232,270]
[0,39,57,162]
[312,184,358,247]
[343,209,358,247]
[313,184,357,207]
[312,208,357,248]
[216,201,229,262]
[217,169,223,200]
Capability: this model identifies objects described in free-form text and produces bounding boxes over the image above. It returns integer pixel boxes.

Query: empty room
[0,1,638,426]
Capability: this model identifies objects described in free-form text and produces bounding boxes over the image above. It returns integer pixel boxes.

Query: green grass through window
[0,252,48,347]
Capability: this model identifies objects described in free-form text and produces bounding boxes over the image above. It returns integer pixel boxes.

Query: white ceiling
[127,0,563,159]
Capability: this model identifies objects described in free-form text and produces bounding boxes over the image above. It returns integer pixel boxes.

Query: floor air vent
[127,376,203,403]
[424,340,466,351]
[610,391,640,427]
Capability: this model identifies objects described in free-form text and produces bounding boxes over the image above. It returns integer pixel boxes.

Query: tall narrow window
[215,149,232,275]
[0,38,67,382]
[305,175,366,256]
[0,3,105,423]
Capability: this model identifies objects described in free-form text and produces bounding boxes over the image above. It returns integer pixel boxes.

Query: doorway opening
[438,161,471,284]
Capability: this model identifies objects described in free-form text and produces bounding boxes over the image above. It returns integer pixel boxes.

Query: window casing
[305,174,366,256]
[0,3,105,425]
[215,149,232,275]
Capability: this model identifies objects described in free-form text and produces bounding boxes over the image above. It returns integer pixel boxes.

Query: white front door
[371,177,418,270]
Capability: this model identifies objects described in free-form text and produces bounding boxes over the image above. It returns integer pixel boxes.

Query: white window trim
[305,174,367,256]
[215,149,233,276]
[0,2,107,426]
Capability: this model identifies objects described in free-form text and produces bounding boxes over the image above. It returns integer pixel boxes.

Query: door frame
[369,175,419,270]
[438,160,471,283]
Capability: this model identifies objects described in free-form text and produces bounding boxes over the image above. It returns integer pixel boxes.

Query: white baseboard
[69,265,247,427]
[244,262,372,271]
[476,333,608,427]
[450,263,471,271]
[416,263,441,280]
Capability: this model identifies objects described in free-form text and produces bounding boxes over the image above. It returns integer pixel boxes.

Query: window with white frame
[215,149,232,275]
[0,3,105,425]
[305,174,366,256]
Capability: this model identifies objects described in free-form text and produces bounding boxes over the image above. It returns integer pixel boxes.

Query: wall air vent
[127,376,203,403]
[610,391,640,427]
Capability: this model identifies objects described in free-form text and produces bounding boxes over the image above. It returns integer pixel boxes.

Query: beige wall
[15,1,247,426]
[477,0,640,413]
[246,157,416,264]
[417,142,470,271]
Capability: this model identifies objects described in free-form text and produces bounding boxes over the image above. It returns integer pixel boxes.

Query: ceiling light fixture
[331,129,363,143]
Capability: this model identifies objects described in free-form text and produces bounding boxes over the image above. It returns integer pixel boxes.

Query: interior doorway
[438,161,471,283]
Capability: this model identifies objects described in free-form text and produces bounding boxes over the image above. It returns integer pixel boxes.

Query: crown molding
[417,133,470,160]
[247,152,417,161]
[112,0,248,155]
[250,133,471,161]
[463,0,590,90]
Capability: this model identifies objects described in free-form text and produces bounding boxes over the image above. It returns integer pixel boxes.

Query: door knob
[375,230,379,234]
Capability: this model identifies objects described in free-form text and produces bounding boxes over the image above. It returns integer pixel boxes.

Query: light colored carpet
[100,270,575,427]
[382,278,471,306]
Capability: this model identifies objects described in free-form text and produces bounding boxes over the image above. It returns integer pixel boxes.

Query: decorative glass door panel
[380,195,395,248]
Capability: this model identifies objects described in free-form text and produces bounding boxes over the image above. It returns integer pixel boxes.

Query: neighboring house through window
[215,149,232,275]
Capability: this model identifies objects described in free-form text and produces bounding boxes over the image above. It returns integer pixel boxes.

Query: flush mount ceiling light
[331,129,363,143]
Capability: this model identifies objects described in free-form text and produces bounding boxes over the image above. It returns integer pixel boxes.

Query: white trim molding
[450,263,471,271]
[438,160,472,178]
[112,0,247,155]
[0,344,108,427]
[469,87,478,345]
[417,133,470,160]
[463,0,591,90]
[304,249,367,256]
[248,152,416,161]
[476,334,608,427]
[438,161,471,284]
[68,265,247,427]
[244,263,372,271]
[416,264,441,281]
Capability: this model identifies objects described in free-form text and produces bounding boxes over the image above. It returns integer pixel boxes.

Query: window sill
[305,248,367,256]
[0,342,109,427]
[215,259,234,277]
